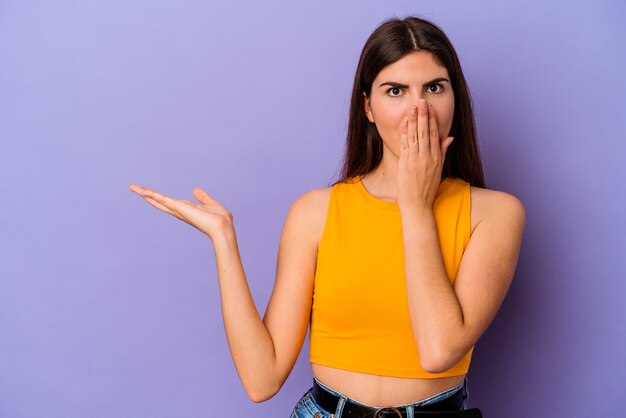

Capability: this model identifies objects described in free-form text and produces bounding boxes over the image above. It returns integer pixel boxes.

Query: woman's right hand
[128,184,234,241]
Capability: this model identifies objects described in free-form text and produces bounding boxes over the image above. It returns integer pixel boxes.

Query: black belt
[312,378,481,418]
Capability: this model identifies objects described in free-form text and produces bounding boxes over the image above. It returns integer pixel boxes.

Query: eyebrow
[378,77,450,88]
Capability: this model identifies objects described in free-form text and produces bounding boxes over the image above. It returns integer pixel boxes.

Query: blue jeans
[290,376,469,418]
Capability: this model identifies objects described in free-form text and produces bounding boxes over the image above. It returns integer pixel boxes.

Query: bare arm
[395,100,525,373]
[128,184,322,402]
[401,191,525,373]
[211,227,278,401]
[212,189,322,401]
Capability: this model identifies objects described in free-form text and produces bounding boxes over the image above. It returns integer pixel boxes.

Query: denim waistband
[312,374,467,408]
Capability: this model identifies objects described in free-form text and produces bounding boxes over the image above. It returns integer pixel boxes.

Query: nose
[408,90,426,113]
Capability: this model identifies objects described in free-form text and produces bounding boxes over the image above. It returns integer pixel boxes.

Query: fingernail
[419,99,427,110]
[410,106,416,116]
[428,103,433,112]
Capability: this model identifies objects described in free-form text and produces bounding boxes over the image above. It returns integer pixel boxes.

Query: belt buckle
[374,405,402,418]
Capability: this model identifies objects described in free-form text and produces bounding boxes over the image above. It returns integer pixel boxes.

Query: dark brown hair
[331,16,486,188]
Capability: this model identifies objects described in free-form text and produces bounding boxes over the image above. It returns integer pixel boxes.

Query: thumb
[442,136,454,155]
[192,187,217,205]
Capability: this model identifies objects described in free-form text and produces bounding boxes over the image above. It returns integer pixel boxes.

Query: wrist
[211,223,237,247]
[398,203,434,218]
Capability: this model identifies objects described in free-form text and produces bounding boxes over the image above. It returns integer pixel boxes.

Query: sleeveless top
[309,175,474,378]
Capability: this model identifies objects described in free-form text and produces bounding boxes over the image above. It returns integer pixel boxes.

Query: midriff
[311,363,465,406]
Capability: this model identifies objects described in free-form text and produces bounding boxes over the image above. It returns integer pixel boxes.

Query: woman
[129,16,525,417]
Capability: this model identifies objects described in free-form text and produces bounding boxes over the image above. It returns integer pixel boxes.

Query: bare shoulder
[261,185,333,395]
[290,186,333,248]
[469,186,526,235]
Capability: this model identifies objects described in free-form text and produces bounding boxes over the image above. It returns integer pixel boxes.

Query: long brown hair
[331,16,486,188]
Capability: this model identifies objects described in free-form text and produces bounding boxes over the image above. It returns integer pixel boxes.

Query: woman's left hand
[396,99,454,213]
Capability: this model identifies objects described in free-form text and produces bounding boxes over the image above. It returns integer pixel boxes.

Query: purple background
[1,1,625,416]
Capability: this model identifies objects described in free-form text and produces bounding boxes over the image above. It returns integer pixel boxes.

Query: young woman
[129,16,525,418]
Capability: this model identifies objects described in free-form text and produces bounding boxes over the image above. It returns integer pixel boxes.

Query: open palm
[128,184,233,240]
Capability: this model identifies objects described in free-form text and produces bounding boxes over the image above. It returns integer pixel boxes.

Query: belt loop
[406,404,414,418]
[462,377,469,401]
[334,395,347,418]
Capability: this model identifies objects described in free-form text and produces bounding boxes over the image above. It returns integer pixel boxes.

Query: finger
[129,184,159,199]
[192,188,218,206]
[140,188,191,219]
[142,195,182,218]
[146,189,177,207]
[130,186,186,218]
[408,105,418,154]
[130,184,195,221]
[441,136,454,158]
[418,99,430,153]
[427,103,440,156]
[399,116,409,160]
[129,184,160,195]
[128,184,150,194]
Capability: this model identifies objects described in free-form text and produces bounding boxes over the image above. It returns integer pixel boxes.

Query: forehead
[375,51,449,81]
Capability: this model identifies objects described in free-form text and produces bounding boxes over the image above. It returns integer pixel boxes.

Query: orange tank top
[309,175,474,378]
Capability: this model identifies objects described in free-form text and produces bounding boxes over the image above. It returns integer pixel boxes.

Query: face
[363,51,455,159]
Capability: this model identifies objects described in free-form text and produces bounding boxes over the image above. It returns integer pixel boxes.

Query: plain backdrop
[1,1,625,417]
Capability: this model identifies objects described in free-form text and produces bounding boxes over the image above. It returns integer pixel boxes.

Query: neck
[361,150,399,201]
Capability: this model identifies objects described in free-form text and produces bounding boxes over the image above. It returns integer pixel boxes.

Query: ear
[362,91,375,123]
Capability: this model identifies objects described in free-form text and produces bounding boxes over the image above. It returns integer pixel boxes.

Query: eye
[385,86,404,98]
[427,83,444,94]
